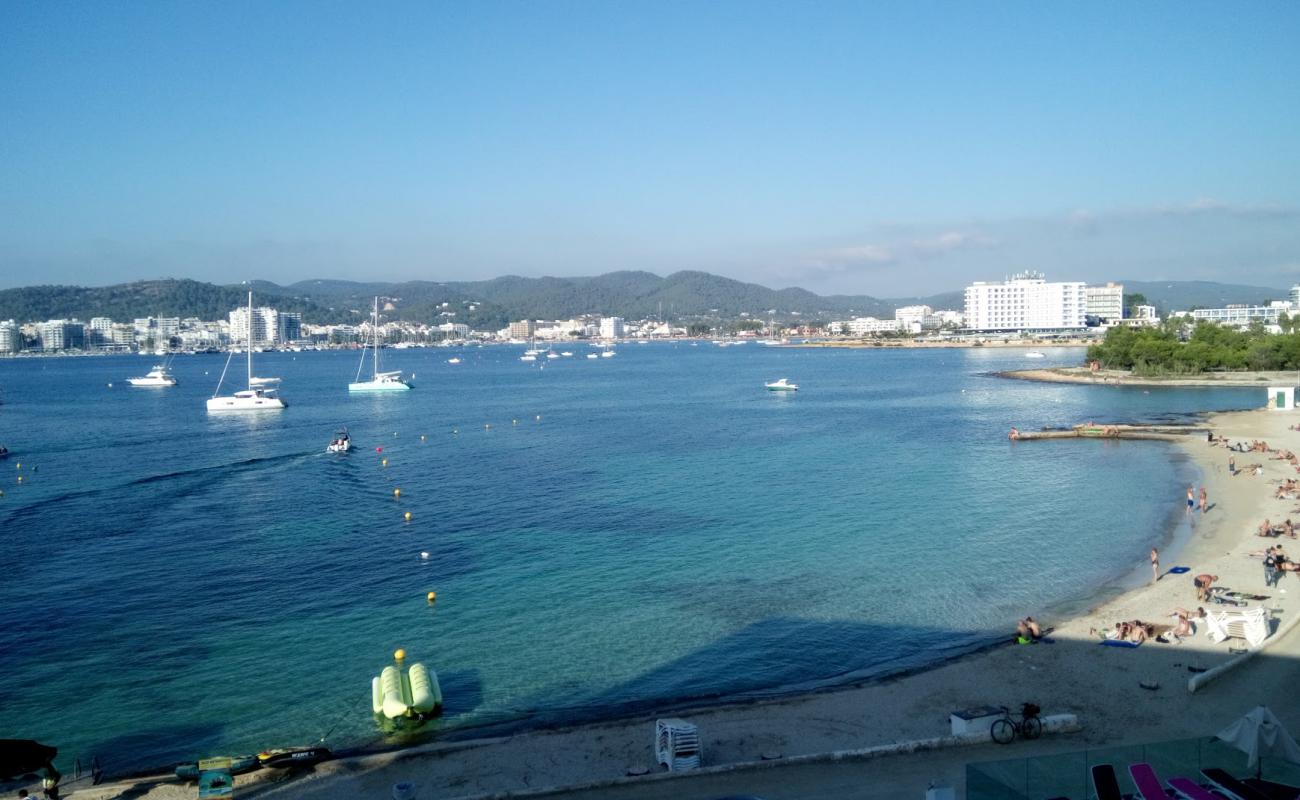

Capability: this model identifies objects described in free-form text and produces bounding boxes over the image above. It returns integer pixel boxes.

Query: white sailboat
[349,298,412,392]
[206,291,287,412]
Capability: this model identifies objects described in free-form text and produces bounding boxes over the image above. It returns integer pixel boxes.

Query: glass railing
[967,736,1300,799]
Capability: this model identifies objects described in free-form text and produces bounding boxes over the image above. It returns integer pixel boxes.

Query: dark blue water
[0,345,1259,773]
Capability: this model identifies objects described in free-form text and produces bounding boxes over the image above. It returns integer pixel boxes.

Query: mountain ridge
[0,273,1289,328]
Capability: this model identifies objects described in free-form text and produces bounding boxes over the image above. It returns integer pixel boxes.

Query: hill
[1119,280,1291,312]
[1,273,1285,329]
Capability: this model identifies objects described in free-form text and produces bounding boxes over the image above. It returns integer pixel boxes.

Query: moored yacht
[764,378,798,392]
[127,364,178,387]
[206,291,288,412]
[349,298,412,392]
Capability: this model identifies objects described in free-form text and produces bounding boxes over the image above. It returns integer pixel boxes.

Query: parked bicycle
[991,703,1042,744]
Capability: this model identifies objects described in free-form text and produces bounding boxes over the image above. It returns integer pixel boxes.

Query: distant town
[1,273,1297,355]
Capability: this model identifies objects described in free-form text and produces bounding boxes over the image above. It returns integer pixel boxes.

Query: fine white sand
[63,408,1300,800]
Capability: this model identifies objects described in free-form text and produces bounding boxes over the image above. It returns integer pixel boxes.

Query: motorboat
[1025,351,1046,359]
[764,378,798,392]
[349,298,412,392]
[586,353,598,359]
[448,357,461,364]
[520,354,537,362]
[207,291,287,412]
[601,350,615,358]
[560,351,573,357]
[327,429,351,453]
[127,364,178,387]
[0,445,8,459]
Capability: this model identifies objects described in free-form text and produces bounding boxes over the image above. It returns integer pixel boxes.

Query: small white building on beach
[1267,386,1296,410]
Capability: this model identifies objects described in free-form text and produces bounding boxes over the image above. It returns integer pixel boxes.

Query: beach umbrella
[0,739,57,780]
[1216,706,1300,775]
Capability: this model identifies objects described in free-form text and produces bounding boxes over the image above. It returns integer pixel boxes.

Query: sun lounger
[1205,607,1270,648]
[1202,767,1274,800]
[1129,762,1169,799]
[1093,764,1125,800]
[1168,776,1223,799]
[1243,777,1300,800]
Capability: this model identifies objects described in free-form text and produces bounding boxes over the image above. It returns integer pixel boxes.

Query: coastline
[62,406,1300,800]
[1003,365,1300,388]
[786,339,1094,350]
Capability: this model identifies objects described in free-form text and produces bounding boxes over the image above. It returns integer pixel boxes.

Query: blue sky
[2,1,1298,295]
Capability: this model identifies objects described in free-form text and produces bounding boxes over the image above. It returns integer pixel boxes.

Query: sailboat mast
[247,290,254,390]
[372,297,379,379]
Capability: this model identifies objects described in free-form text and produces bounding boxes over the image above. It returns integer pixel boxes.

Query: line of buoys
[393,488,401,498]
[382,458,388,467]
[394,648,406,661]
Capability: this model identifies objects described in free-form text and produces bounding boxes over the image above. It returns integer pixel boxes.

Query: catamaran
[349,298,412,392]
[206,291,287,412]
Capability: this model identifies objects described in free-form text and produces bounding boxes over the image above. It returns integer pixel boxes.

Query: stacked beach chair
[1205,607,1269,648]
[655,718,702,771]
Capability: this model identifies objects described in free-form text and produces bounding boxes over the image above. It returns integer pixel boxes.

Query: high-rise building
[39,319,86,351]
[963,272,1087,332]
[277,312,302,343]
[229,306,279,346]
[508,320,536,340]
[0,320,21,354]
[599,317,625,339]
[1085,283,1125,323]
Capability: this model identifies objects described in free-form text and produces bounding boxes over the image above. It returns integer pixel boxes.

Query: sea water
[0,345,1259,772]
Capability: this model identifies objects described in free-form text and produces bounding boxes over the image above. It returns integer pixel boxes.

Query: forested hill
[0,272,1286,327]
[0,280,333,324]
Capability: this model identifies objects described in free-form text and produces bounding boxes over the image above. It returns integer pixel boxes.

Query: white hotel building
[963,272,1087,333]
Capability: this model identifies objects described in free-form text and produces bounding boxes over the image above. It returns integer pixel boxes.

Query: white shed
[1267,386,1296,410]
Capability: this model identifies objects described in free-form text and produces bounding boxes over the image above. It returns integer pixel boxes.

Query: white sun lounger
[1205,607,1269,648]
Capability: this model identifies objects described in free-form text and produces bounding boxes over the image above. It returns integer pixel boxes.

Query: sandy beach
[56,406,1300,800]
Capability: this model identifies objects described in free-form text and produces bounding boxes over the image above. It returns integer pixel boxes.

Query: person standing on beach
[1186,486,1195,512]
[1151,548,1160,583]
[1199,486,1208,513]
[1194,573,1218,602]
[1230,455,1236,475]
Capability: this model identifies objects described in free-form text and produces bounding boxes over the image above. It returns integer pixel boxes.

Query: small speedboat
[448,357,461,364]
[327,429,351,453]
[0,445,8,459]
[1025,352,1046,359]
[765,378,798,392]
[256,746,332,770]
[586,353,598,359]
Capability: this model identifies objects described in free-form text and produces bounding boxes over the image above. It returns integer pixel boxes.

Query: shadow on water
[281,618,1300,800]
[91,722,229,777]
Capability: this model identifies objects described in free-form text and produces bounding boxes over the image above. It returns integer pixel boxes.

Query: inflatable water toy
[371,660,443,730]
[256,746,332,770]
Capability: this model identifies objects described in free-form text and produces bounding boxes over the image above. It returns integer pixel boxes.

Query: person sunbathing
[1259,519,1277,537]
[1016,616,1043,641]
[1168,607,1206,638]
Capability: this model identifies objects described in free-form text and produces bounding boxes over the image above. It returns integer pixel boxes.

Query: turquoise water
[0,345,1259,773]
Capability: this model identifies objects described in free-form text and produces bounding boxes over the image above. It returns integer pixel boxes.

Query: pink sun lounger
[1129,762,1169,799]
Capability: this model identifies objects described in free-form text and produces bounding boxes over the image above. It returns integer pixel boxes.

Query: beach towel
[1099,639,1141,648]
[1168,566,1191,574]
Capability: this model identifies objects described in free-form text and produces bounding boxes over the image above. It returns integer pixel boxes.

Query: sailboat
[206,291,287,412]
[349,298,412,392]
